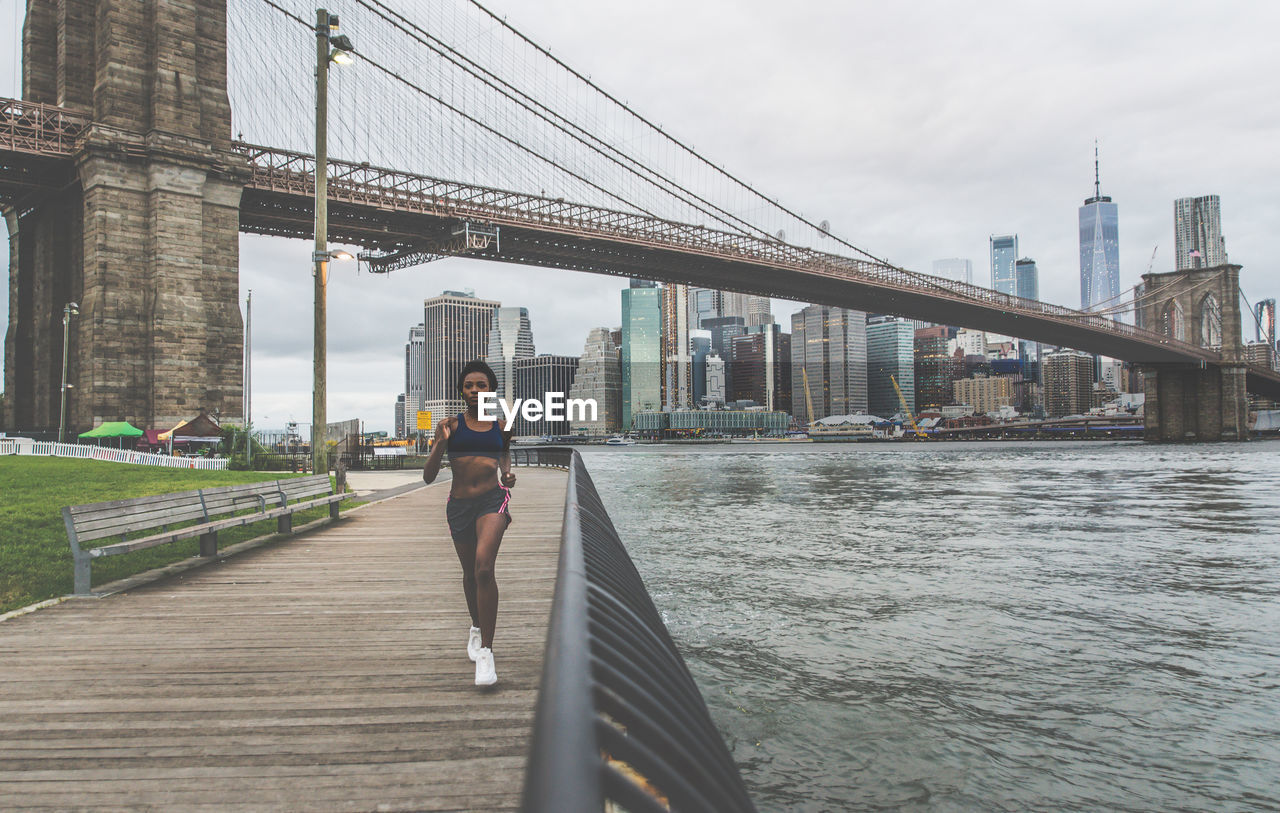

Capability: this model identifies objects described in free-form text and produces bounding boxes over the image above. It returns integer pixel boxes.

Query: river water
[576,441,1280,812]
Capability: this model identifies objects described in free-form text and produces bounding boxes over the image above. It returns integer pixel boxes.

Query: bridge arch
[1159,299,1186,343]
[1198,292,1222,349]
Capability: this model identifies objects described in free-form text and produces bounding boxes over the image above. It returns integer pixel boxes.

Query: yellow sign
[416,410,432,431]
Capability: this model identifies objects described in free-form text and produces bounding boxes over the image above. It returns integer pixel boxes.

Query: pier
[0,470,566,810]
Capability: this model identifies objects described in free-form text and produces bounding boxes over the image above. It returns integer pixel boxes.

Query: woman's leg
[452,540,480,627]
[473,512,511,649]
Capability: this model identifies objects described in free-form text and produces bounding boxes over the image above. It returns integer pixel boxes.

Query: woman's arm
[499,430,516,487]
[422,419,452,483]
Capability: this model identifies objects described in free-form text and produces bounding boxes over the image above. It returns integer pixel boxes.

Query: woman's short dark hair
[457,359,498,393]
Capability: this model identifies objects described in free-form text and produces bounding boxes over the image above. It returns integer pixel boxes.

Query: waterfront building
[567,328,622,436]
[705,354,726,405]
[621,280,662,430]
[933,258,974,286]
[633,408,789,438]
[394,394,406,438]
[484,307,535,406]
[404,323,425,431]
[422,291,500,425]
[914,326,960,412]
[790,304,868,424]
[990,234,1018,295]
[513,354,580,436]
[661,283,693,410]
[1043,349,1096,417]
[867,316,915,417]
[1175,195,1227,270]
[1079,153,1120,311]
[953,375,1016,416]
[730,324,791,414]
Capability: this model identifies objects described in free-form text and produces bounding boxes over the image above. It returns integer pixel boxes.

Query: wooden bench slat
[65,475,348,595]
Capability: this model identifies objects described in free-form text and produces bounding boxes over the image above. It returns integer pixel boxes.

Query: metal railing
[519,449,756,813]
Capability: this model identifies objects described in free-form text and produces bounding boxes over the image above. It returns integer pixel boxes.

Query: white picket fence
[0,438,229,470]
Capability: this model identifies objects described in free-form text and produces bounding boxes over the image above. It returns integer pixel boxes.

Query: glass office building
[1079,188,1120,311]
[1174,195,1227,270]
[621,280,662,430]
[990,235,1018,295]
[866,316,915,418]
[790,304,868,423]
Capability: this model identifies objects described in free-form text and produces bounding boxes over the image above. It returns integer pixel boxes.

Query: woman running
[422,360,515,686]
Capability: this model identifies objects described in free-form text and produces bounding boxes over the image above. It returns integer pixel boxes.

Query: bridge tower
[1138,264,1248,441]
[4,0,247,433]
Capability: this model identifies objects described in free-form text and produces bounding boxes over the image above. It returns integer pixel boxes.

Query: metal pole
[58,306,71,443]
[245,289,252,462]
[313,8,329,474]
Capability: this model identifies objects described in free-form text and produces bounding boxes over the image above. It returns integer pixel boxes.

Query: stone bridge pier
[1139,264,1249,441]
[4,0,246,433]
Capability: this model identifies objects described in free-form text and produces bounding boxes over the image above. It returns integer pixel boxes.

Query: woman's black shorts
[446,486,513,546]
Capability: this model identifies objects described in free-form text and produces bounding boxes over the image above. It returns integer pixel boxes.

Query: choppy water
[577,441,1280,812]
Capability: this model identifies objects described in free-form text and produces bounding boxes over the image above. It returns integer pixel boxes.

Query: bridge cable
[254,0,671,222]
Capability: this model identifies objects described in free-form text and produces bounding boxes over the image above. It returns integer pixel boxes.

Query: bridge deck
[0,470,567,811]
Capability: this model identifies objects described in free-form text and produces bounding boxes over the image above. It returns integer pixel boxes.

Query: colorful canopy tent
[78,421,144,439]
[168,413,223,443]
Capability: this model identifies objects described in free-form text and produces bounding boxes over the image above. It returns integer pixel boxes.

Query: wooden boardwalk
[0,469,567,811]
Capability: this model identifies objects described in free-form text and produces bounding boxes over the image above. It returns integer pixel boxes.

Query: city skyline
[1,0,1277,432]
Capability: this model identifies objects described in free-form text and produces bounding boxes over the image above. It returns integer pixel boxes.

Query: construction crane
[801,367,817,427]
[1145,244,1158,275]
[890,375,927,439]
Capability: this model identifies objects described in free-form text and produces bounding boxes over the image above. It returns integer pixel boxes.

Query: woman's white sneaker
[467,626,482,662]
[474,647,497,686]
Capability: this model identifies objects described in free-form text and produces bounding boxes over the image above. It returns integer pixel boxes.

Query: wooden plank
[1,470,567,809]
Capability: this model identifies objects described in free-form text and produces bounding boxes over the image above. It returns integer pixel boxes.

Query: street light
[313,9,356,474]
[58,301,79,443]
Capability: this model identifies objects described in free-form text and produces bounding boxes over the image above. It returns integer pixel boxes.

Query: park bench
[62,474,349,596]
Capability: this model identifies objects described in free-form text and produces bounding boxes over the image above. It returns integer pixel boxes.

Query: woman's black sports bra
[447,412,506,460]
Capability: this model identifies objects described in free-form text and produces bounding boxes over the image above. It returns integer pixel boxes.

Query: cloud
[4,0,1278,434]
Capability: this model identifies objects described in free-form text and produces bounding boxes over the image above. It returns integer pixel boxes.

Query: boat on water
[604,436,636,446]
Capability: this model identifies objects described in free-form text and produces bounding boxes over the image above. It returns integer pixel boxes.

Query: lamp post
[312,9,355,474]
[58,301,79,443]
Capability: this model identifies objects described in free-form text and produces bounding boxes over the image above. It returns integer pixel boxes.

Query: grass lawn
[0,458,350,614]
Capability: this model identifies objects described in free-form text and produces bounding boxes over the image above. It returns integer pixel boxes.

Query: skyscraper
[422,291,500,425]
[1014,258,1039,301]
[729,324,791,413]
[621,280,662,430]
[866,316,915,417]
[513,355,579,437]
[567,327,622,435]
[1175,195,1227,270]
[688,288,723,330]
[932,258,974,286]
[404,323,425,431]
[1078,149,1120,311]
[790,304,868,423]
[690,329,712,405]
[745,295,773,328]
[1043,350,1095,417]
[484,307,534,405]
[914,325,960,412]
[661,283,693,410]
[990,235,1018,295]
[1254,299,1275,346]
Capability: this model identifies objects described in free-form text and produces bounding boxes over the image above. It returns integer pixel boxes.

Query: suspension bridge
[1,0,1276,441]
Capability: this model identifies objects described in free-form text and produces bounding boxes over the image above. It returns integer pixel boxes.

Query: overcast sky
[2,0,1278,432]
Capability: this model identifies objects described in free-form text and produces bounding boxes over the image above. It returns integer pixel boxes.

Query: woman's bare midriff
[450,455,501,499]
